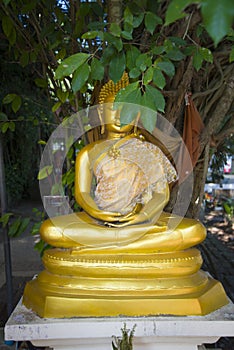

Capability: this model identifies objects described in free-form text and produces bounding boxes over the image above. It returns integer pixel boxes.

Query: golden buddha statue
[23,73,228,318]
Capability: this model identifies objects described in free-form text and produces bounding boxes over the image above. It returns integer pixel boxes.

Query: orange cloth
[177,93,204,183]
[183,93,204,167]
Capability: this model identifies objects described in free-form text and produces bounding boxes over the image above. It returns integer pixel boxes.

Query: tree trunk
[107,0,122,24]
[199,65,234,153]
[187,143,210,218]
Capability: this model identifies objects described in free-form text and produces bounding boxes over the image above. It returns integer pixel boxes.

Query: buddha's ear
[97,106,105,134]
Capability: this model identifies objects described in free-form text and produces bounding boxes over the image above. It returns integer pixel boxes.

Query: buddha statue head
[97,72,135,137]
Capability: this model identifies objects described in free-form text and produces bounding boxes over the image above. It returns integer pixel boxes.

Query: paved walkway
[0,201,43,291]
[200,210,234,303]
[0,201,233,349]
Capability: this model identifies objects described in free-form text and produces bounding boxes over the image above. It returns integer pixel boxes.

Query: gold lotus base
[23,248,228,318]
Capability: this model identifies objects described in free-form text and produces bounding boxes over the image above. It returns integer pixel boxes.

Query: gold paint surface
[43,248,203,277]
[24,75,229,318]
[23,275,228,318]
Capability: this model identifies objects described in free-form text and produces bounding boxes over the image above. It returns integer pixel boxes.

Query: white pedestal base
[4,299,234,350]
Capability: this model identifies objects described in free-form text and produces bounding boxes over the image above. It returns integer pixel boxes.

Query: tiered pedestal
[22,248,228,317]
[4,298,234,350]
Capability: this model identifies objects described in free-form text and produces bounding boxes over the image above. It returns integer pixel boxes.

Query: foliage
[0,57,54,203]
[0,206,50,256]
[0,0,233,220]
[1,0,233,128]
[112,323,136,350]
[208,135,233,183]
[223,198,234,222]
[31,207,52,256]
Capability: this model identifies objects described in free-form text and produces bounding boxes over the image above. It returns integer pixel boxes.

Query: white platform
[4,299,234,350]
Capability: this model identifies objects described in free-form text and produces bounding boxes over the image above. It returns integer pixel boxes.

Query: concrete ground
[0,200,43,291]
[0,199,233,349]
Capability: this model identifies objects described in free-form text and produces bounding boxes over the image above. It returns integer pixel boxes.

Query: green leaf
[52,101,61,113]
[3,0,11,5]
[193,50,203,71]
[30,50,38,63]
[121,31,133,40]
[133,13,144,28]
[34,239,49,256]
[115,85,142,126]
[38,140,46,145]
[8,217,21,237]
[55,48,67,60]
[20,51,29,67]
[168,36,187,46]
[145,12,162,35]
[33,118,39,126]
[51,183,64,195]
[129,67,141,79]
[1,122,10,133]
[8,26,16,45]
[143,66,154,84]
[163,39,174,52]
[31,221,42,236]
[126,46,141,70]
[8,217,30,237]
[120,101,141,126]
[81,31,99,39]
[199,47,213,63]
[55,53,90,80]
[38,165,53,180]
[165,0,194,26]
[230,46,234,62]
[8,121,15,131]
[115,81,139,103]
[35,78,48,88]
[11,95,22,113]
[57,89,69,103]
[123,20,133,36]
[136,53,151,71]
[144,85,165,112]
[110,23,121,37]
[151,46,165,55]
[16,217,30,237]
[109,52,126,83]
[165,48,185,61]
[124,7,133,25]
[139,104,157,133]
[62,168,75,186]
[0,112,8,121]
[201,0,234,46]
[2,16,13,38]
[3,93,17,104]
[153,69,166,89]
[104,32,123,52]
[157,60,175,77]
[90,58,104,80]
[183,45,196,56]
[101,46,116,65]
[72,63,90,93]
[0,213,13,228]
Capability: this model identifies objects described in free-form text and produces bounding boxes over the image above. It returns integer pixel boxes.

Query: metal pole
[0,134,13,316]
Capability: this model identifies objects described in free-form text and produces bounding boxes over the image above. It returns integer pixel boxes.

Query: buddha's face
[103,95,134,134]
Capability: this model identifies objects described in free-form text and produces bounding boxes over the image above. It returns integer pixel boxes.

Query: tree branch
[166,57,194,124]
[107,0,122,24]
[213,115,234,147]
[200,66,234,152]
